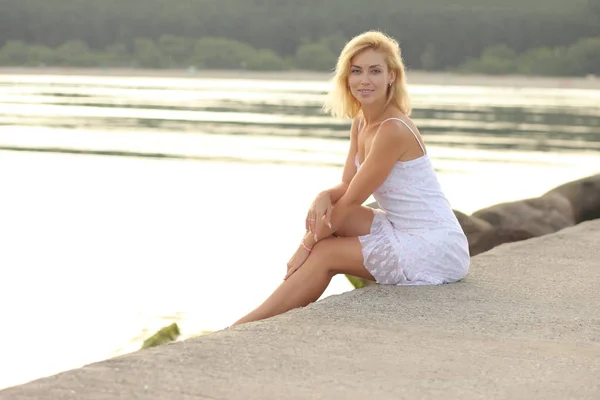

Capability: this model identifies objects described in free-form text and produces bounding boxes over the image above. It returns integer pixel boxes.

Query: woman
[232,31,469,326]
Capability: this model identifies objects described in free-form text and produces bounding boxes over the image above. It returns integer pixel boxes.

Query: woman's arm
[314,120,410,241]
[319,117,360,203]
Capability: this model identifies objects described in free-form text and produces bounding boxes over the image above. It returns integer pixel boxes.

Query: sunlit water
[0,73,599,389]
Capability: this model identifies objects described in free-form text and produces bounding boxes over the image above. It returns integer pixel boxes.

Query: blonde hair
[323,30,412,119]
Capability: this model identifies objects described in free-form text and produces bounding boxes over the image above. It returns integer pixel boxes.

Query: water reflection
[1,75,599,159]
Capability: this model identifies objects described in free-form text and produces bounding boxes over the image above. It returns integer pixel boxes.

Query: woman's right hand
[306,192,333,234]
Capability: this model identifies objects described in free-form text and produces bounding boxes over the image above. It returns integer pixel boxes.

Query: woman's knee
[310,237,364,277]
[333,205,374,237]
[311,237,336,261]
[309,238,339,274]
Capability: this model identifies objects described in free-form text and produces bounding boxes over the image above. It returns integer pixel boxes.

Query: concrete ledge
[2,221,600,400]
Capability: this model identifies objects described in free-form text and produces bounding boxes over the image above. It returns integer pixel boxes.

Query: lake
[0,72,599,389]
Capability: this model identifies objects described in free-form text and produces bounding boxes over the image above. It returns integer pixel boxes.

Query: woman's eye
[351,69,360,74]
[372,69,381,74]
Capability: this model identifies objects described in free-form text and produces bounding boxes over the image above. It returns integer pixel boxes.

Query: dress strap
[380,117,426,155]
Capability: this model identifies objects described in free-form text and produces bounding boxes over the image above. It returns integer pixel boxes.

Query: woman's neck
[361,101,390,126]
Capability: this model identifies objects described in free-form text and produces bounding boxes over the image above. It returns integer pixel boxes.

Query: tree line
[0,0,598,75]
[1,35,599,77]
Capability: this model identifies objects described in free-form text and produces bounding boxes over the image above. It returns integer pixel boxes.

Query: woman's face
[347,49,394,106]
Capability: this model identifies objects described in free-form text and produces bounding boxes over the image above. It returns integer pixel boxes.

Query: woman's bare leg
[232,236,374,326]
[232,204,377,326]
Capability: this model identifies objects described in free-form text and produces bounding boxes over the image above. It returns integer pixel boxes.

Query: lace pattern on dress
[358,210,408,285]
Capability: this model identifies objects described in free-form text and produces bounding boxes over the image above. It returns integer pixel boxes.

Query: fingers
[317,214,332,240]
[325,205,333,228]
[310,211,317,233]
[306,208,314,231]
[314,219,323,242]
[284,264,299,280]
[306,201,314,232]
[285,256,296,279]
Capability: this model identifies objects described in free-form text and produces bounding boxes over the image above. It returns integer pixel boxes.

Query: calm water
[1,73,599,389]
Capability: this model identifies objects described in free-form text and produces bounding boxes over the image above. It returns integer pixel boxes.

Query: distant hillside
[0,0,598,69]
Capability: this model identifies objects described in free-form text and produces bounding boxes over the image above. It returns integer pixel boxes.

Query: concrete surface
[2,220,599,400]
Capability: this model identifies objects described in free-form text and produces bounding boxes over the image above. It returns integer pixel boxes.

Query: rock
[472,192,574,237]
[345,274,374,289]
[452,210,493,236]
[467,228,535,256]
[544,173,600,223]
[452,210,535,256]
[141,323,181,350]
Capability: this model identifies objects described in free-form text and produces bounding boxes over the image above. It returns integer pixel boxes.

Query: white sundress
[356,118,470,285]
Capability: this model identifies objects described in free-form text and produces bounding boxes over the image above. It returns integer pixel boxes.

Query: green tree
[104,43,130,67]
[133,38,164,68]
[0,40,29,65]
[458,45,518,74]
[319,32,348,55]
[157,35,194,67]
[566,37,600,75]
[55,40,97,66]
[246,49,288,70]
[295,42,337,71]
[26,45,57,66]
[192,37,257,69]
[517,47,572,76]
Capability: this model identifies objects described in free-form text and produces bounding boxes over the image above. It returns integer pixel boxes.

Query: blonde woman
[233,31,469,326]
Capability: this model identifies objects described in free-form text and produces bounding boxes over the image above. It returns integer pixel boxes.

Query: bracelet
[300,239,313,252]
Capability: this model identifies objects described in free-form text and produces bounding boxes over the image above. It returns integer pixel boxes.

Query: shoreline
[1,67,599,89]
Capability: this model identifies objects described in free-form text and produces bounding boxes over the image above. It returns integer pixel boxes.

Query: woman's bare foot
[284,244,311,280]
